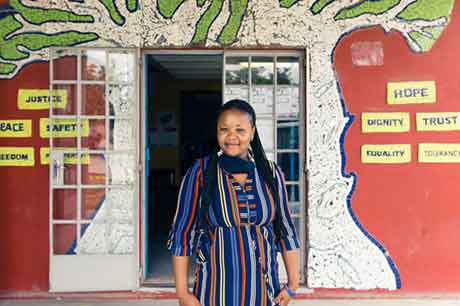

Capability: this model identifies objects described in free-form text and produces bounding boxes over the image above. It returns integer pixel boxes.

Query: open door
[49,48,139,292]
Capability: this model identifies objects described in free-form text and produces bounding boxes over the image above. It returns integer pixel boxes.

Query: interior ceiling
[150,55,223,80]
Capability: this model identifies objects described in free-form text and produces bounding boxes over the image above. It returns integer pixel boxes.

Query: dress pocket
[195,230,211,265]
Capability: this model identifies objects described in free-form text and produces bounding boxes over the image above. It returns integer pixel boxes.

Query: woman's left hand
[272,288,292,306]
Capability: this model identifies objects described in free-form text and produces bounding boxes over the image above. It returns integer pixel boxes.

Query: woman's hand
[178,291,202,306]
[273,288,292,306]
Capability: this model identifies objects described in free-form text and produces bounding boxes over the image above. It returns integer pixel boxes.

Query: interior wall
[149,77,221,186]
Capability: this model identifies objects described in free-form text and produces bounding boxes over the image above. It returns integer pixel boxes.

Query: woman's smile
[217,109,255,159]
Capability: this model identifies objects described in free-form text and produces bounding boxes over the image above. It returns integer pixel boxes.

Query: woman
[167,99,300,306]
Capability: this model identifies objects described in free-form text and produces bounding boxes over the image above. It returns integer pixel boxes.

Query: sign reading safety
[0,120,32,137]
[361,144,411,164]
[416,112,460,131]
[40,147,90,165]
[362,112,410,133]
[40,118,89,138]
[18,89,67,110]
[0,147,35,166]
[387,81,436,104]
[419,143,460,163]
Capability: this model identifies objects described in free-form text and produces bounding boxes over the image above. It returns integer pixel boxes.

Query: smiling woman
[168,99,300,306]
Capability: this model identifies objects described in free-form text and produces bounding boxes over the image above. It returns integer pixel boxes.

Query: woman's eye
[236,128,245,133]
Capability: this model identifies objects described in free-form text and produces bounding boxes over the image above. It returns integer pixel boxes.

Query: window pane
[277,120,299,149]
[276,86,299,117]
[82,153,106,185]
[109,85,135,117]
[277,152,299,181]
[251,86,273,116]
[289,201,301,215]
[108,154,136,185]
[277,57,299,86]
[106,188,135,221]
[81,119,106,150]
[286,184,299,202]
[251,57,274,85]
[50,150,77,185]
[109,119,135,151]
[82,188,106,220]
[108,52,135,83]
[52,49,78,81]
[53,189,77,220]
[257,118,274,151]
[224,85,249,102]
[51,84,77,116]
[225,57,248,85]
[82,84,105,116]
[53,224,76,255]
[81,50,106,81]
[77,221,134,255]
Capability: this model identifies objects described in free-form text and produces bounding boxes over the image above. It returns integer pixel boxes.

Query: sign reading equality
[361,144,411,164]
[0,147,35,166]
[416,112,460,131]
[40,118,89,138]
[0,120,32,137]
[387,81,436,105]
[362,112,410,133]
[419,143,460,163]
[18,89,68,110]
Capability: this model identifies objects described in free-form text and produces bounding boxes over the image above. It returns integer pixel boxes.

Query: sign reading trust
[387,81,436,104]
[18,89,67,110]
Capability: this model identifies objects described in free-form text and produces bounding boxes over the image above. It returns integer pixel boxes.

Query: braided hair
[200,99,287,239]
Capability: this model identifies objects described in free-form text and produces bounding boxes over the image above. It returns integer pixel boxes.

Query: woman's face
[217,109,255,160]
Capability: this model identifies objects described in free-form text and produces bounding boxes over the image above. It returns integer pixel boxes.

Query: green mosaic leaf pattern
[9,0,94,24]
[335,0,400,20]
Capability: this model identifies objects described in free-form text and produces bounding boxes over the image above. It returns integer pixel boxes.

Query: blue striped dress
[167,155,300,306]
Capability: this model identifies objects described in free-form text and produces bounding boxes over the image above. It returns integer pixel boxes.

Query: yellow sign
[387,81,436,104]
[0,120,32,137]
[18,89,67,110]
[419,143,460,163]
[39,118,89,138]
[0,147,35,166]
[362,112,410,133]
[361,144,411,164]
[416,112,460,131]
[40,147,90,165]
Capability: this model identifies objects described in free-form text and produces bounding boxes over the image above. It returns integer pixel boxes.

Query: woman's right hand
[178,291,202,306]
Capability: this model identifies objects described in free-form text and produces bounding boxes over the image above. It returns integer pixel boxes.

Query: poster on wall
[151,112,177,146]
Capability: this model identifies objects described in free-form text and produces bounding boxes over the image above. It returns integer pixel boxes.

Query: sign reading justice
[18,89,68,110]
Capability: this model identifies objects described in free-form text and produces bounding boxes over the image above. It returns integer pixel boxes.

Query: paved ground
[2,300,460,306]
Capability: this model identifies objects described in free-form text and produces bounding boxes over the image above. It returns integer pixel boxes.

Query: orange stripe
[226,174,241,225]
[225,174,239,225]
[181,167,201,253]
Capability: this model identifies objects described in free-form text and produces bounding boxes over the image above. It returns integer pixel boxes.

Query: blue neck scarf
[219,153,255,174]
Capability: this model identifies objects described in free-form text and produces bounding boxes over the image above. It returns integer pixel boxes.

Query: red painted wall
[1,3,460,295]
[334,2,460,293]
[0,62,50,291]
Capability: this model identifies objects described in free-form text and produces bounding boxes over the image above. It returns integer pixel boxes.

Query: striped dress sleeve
[273,163,300,252]
[166,159,202,256]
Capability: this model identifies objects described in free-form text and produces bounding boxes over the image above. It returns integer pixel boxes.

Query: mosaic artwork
[0,0,455,289]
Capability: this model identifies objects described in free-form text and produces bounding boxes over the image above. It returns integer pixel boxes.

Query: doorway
[142,51,306,286]
[144,53,223,284]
